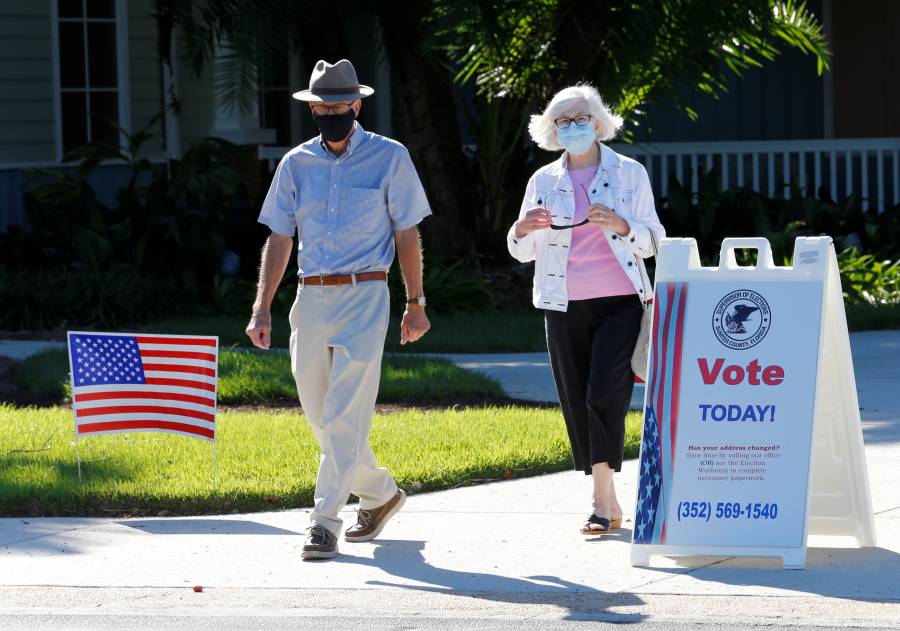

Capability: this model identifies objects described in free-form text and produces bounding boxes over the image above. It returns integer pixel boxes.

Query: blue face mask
[556,123,596,156]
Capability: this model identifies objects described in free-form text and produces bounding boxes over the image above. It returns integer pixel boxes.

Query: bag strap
[636,227,659,311]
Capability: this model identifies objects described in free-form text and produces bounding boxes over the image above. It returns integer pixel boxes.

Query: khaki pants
[288,280,398,536]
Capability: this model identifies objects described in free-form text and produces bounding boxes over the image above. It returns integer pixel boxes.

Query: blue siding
[630,45,825,143]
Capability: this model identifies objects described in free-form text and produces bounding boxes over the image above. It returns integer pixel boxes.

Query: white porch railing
[259,146,290,173]
[260,138,900,212]
[609,138,900,212]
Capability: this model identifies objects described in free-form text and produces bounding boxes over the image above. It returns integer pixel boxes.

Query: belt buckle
[319,273,326,286]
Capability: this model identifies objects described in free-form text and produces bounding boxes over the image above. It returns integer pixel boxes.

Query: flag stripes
[68,332,219,442]
[634,283,688,545]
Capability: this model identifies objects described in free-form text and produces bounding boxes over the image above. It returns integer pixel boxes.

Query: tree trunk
[375,2,475,261]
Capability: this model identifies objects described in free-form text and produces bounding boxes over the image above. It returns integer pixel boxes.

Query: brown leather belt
[300,271,388,286]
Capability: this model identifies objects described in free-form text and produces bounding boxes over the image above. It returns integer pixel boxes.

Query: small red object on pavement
[193,585,204,593]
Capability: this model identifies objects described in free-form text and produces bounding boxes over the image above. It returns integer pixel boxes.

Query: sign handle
[719,237,776,270]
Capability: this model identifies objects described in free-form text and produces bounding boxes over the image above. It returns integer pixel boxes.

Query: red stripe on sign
[141,363,216,377]
[77,405,215,423]
[669,284,688,460]
[657,284,676,442]
[74,391,215,407]
[136,336,217,347]
[144,377,215,392]
[78,420,215,439]
[139,349,217,362]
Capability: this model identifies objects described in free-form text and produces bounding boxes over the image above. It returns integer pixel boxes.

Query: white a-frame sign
[630,236,876,569]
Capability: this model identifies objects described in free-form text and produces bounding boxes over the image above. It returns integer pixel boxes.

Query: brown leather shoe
[344,489,406,542]
[302,524,338,560]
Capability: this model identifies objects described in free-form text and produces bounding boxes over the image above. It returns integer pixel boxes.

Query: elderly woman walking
[507,85,665,535]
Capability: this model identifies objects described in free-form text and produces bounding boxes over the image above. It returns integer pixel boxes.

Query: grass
[10,302,896,358]
[12,349,504,405]
[0,404,643,516]
[141,310,549,354]
[139,301,900,356]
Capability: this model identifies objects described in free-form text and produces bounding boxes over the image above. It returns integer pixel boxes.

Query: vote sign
[631,237,875,569]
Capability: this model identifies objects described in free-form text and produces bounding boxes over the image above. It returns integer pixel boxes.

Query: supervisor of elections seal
[712,289,771,349]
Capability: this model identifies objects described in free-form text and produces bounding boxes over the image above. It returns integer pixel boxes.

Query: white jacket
[507,143,665,312]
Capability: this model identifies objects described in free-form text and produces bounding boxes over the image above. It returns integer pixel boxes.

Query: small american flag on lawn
[67,332,219,441]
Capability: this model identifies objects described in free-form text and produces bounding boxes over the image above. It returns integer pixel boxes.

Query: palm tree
[154,0,831,258]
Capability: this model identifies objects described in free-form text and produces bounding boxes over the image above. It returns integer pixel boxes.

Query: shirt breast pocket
[341,186,387,235]
[612,188,635,218]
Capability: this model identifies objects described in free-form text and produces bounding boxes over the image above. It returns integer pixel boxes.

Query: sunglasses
[547,184,599,230]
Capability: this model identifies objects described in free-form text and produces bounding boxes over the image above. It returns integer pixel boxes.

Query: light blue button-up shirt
[258,124,432,276]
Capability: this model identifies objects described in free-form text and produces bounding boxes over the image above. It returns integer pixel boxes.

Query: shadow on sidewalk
[0,517,302,556]
[117,519,301,536]
[638,544,900,601]
[335,539,646,622]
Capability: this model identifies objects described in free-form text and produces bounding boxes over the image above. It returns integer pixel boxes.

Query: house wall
[0,1,56,164]
[128,0,164,159]
[832,0,900,138]
[633,47,826,143]
[631,0,826,143]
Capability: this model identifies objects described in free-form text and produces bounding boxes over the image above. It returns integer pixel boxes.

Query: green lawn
[13,349,504,405]
[142,310,548,354]
[141,302,897,356]
[0,404,643,516]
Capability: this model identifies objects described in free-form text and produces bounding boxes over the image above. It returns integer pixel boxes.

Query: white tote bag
[630,231,659,380]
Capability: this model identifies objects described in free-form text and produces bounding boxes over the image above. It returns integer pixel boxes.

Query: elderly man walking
[246,59,431,560]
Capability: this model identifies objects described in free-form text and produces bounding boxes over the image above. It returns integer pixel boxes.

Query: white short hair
[528,84,624,151]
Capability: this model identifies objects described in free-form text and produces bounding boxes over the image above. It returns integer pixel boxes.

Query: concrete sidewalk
[0,340,65,361]
[438,352,646,409]
[0,332,898,628]
[1,451,898,627]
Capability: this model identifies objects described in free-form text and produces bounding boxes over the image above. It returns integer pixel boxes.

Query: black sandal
[580,514,611,535]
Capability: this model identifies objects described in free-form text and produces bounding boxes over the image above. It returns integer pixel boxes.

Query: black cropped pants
[545,294,643,474]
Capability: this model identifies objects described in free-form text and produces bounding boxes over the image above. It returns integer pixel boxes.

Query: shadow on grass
[0,454,133,515]
[335,539,646,622]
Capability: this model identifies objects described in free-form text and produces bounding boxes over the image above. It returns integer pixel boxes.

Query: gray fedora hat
[292,59,374,102]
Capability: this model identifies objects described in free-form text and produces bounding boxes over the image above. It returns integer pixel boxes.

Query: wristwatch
[406,296,427,306]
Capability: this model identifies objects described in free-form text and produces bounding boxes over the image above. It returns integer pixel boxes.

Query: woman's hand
[587,204,630,236]
[514,208,553,238]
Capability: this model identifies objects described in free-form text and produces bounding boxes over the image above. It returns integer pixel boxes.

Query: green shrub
[388,258,496,315]
[838,248,900,305]
[0,266,197,330]
[661,171,900,263]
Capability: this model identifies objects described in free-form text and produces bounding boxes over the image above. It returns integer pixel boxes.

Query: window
[56,0,121,153]
[259,55,291,147]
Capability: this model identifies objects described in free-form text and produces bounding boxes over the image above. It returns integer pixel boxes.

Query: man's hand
[247,233,293,351]
[245,310,273,350]
[400,305,430,345]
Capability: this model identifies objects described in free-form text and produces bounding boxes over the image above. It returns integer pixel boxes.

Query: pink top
[566,166,637,301]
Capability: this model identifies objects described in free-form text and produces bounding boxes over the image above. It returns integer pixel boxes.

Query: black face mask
[313,110,356,143]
